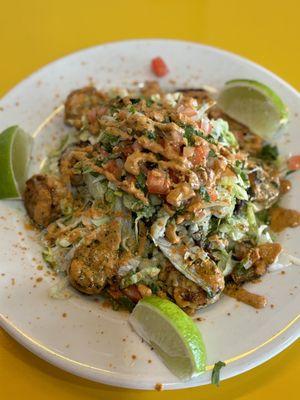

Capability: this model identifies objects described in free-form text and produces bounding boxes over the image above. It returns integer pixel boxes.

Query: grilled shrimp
[159,262,220,314]
[68,221,121,294]
[24,174,72,227]
[64,86,107,133]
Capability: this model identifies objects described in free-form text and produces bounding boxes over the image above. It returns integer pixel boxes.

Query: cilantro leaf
[100,132,120,152]
[146,98,154,107]
[260,144,279,161]
[136,172,147,192]
[130,98,141,104]
[211,361,226,386]
[128,105,136,114]
[147,131,157,140]
[183,126,196,145]
[208,149,217,158]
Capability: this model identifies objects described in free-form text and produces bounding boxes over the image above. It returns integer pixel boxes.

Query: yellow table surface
[0,0,299,398]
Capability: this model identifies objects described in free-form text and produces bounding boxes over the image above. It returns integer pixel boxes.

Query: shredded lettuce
[219,215,250,241]
[42,247,56,268]
[91,215,111,227]
[150,211,170,245]
[84,174,107,200]
[210,119,237,147]
[120,266,160,288]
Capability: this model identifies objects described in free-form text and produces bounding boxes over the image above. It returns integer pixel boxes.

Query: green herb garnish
[118,296,136,311]
[100,132,120,152]
[129,105,136,114]
[211,361,226,386]
[130,98,141,104]
[208,149,217,158]
[183,126,196,145]
[256,209,270,224]
[260,144,279,161]
[136,172,147,192]
[147,131,157,140]
[146,98,154,107]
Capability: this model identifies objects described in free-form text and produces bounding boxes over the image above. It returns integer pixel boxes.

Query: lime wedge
[218,79,289,139]
[0,126,32,199]
[129,296,206,380]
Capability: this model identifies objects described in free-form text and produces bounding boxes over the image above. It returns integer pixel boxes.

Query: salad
[23,80,299,314]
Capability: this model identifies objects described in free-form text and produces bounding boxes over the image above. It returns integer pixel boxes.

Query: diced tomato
[208,189,218,202]
[104,160,122,179]
[151,57,169,77]
[192,145,209,166]
[146,169,171,194]
[288,155,300,171]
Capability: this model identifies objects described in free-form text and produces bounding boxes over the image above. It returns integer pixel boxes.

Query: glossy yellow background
[0,0,299,398]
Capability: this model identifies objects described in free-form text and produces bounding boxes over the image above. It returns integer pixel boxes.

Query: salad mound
[24,81,285,314]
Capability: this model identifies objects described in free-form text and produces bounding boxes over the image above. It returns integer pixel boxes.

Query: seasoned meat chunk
[64,86,107,133]
[68,221,121,294]
[231,243,282,284]
[248,165,280,208]
[159,263,213,314]
[24,174,72,227]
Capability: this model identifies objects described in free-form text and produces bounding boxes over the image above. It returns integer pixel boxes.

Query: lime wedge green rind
[218,79,289,139]
[129,296,206,380]
[0,126,32,199]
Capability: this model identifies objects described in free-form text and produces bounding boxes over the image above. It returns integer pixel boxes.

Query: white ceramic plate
[0,39,299,390]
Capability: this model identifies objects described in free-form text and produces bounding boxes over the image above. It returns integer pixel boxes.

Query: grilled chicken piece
[68,221,121,294]
[248,164,280,208]
[24,174,72,227]
[159,263,219,315]
[64,86,107,133]
[231,243,282,284]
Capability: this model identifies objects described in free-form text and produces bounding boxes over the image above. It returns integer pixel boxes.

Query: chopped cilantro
[286,170,295,176]
[136,172,147,192]
[100,132,120,152]
[146,98,154,107]
[183,126,196,145]
[149,282,159,294]
[128,105,136,114]
[199,186,211,202]
[147,131,157,140]
[260,144,279,161]
[118,296,135,311]
[256,209,270,224]
[130,98,141,104]
[208,149,217,158]
[211,361,226,386]
[176,204,186,214]
[183,125,205,145]
[209,216,221,234]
